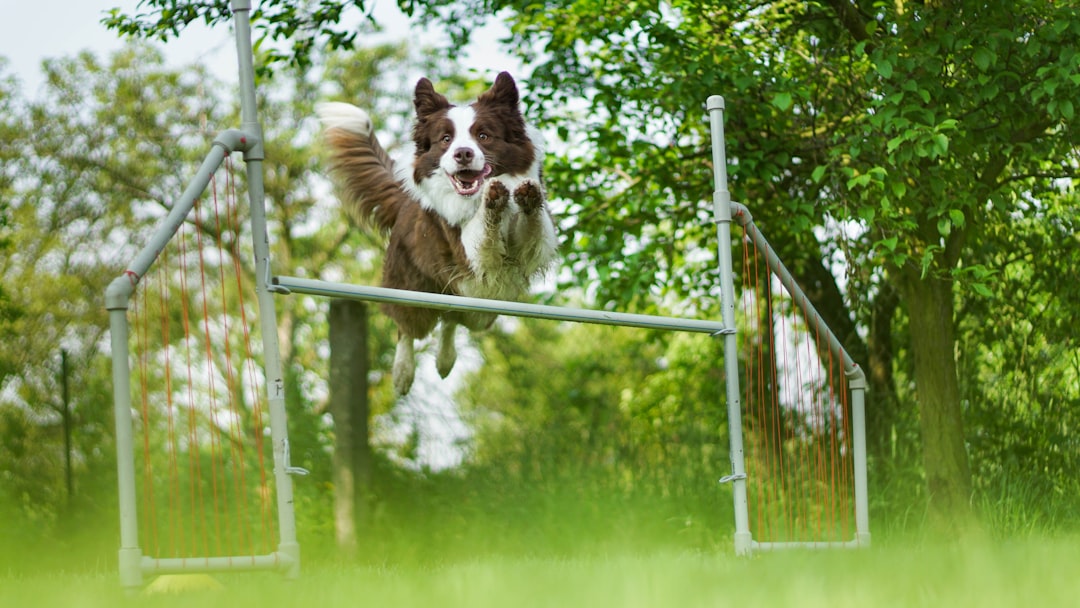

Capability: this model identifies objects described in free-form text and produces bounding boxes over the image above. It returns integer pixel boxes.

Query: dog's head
[410,72,536,197]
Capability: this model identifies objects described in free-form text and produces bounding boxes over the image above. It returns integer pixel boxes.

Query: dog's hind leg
[436,321,458,379]
[392,335,416,396]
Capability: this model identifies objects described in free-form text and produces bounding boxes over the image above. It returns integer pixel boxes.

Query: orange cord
[131,160,275,562]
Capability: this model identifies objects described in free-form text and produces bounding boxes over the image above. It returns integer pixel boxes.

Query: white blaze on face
[441,106,492,196]
[443,106,483,171]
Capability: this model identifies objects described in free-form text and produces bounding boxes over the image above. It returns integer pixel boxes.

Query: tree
[958,185,1080,529]
[328,299,372,555]
[414,0,1080,532]
[0,46,228,563]
[0,63,21,382]
[2,30,486,566]
[101,0,1080,533]
[103,0,373,75]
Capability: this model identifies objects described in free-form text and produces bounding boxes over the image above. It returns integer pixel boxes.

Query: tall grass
[4,538,1080,608]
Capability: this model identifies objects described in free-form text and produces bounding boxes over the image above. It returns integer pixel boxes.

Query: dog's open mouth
[448,164,493,196]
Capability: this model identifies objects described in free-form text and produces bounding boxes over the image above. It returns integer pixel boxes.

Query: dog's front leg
[510,180,557,276]
[392,335,416,395]
[474,180,510,277]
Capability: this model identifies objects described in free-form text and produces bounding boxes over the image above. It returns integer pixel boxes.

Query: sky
[1,0,519,96]
[2,0,226,94]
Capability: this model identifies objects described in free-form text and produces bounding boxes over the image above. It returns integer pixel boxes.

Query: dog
[316,72,557,395]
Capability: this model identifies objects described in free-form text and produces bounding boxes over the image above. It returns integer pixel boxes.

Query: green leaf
[973,47,995,71]
[811,165,827,183]
[846,173,872,189]
[1060,99,1075,120]
[920,249,936,278]
[949,209,965,227]
[890,180,907,198]
[874,57,894,79]
[972,282,994,298]
[932,133,950,157]
[771,92,793,111]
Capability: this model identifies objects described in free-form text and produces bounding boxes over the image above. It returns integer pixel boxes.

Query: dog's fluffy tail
[315,102,406,233]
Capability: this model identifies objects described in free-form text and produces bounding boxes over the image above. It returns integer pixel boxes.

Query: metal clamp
[718,473,747,484]
[266,263,291,294]
[282,439,310,476]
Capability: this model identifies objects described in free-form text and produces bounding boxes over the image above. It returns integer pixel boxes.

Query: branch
[822,0,871,43]
[999,170,1079,184]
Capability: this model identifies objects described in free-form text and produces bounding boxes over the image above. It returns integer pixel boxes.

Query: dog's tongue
[450,164,493,196]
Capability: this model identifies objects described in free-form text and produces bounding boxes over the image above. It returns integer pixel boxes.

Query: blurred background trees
[1,0,1079,571]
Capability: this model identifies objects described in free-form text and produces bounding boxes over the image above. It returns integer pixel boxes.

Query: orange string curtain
[129,159,275,564]
[739,227,856,544]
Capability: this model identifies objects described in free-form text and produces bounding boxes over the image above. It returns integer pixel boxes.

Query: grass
[4,537,1080,607]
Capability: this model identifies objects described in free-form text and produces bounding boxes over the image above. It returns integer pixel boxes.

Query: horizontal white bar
[271,276,733,335]
[142,552,294,575]
[752,539,864,551]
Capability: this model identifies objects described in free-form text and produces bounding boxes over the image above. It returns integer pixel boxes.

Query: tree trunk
[328,299,372,555]
[866,284,901,464]
[898,270,975,534]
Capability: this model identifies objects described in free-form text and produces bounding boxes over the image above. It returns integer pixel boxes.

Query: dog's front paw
[485,180,510,211]
[513,180,544,214]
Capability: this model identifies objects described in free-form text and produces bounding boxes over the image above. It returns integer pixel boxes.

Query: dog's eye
[478,132,489,141]
[441,134,452,144]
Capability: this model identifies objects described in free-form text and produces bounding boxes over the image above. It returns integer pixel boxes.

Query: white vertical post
[707,95,752,555]
[230,0,301,578]
[849,371,871,546]
[104,292,143,589]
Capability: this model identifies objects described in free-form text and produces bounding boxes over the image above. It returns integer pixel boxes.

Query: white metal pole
[850,373,871,546]
[230,0,301,578]
[271,276,734,335]
[707,95,752,555]
[104,300,143,589]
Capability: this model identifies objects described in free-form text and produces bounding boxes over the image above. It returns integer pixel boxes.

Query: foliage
[103,0,376,76]
[3,0,1080,573]
[0,45,223,554]
[960,188,1080,533]
[450,318,732,552]
[0,67,21,378]
[0,40,438,567]
[402,0,1080,526]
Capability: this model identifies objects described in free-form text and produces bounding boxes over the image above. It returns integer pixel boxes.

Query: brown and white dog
[316,72,557,395]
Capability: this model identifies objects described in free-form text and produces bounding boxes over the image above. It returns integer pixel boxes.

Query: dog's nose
[453,147,474,165]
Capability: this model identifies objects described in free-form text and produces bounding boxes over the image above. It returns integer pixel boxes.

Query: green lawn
[4,538,1078,607]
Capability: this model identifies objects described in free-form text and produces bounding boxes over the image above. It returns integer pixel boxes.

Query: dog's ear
[414,77,451,118]
[477,72,520,109]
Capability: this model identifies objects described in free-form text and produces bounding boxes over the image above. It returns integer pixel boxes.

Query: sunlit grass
[4,537,1080,608]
